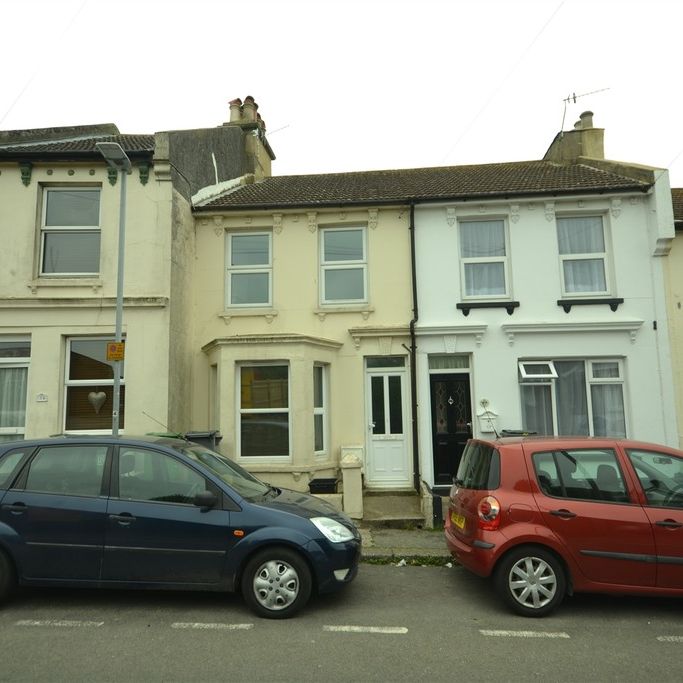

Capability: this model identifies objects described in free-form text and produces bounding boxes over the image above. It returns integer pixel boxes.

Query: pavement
[359,526,452,563]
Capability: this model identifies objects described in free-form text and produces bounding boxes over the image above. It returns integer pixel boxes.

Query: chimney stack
[544,110,604,163]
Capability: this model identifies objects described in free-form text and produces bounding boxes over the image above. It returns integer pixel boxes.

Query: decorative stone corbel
[544,202,555,222]
[339,210,347,221]
[138,162,150,185]
[19,161,33,186]
[351,334,361,350]
[308,212,317,233]
[506,331,515,346]
[510,204,520,223]
[446,207,456,227]
[610,198,622,219]
[361,310,371,321]
[273,213,283,234]
[107,167,118,186]
[368,209,379,230]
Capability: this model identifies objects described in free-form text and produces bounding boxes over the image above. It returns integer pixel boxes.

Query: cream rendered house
[192,191,414,497]
[0,99,274,443]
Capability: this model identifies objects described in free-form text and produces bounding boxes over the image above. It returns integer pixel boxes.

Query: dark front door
[430,374,472,487]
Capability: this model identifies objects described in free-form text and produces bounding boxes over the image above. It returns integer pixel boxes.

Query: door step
[362,493,424,529]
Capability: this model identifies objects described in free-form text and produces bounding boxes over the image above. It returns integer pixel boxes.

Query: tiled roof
[0,134,154,156]
[672,188,683,224]
[198,160,651,211]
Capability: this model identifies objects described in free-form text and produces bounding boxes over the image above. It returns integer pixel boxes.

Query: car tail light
[477,495,501,531]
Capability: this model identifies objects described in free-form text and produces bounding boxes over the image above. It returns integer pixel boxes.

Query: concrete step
[362,493,424,529]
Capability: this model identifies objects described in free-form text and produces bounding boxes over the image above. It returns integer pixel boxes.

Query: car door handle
[1,502,27,514]
[550,509,576,519]
[655,519,682,528]
[109,513,136,525]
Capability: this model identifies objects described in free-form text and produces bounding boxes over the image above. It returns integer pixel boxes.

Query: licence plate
[451,511,465,529]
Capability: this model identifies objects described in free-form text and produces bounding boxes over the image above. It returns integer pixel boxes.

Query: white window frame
[518,361,558,380]
[0,338,31,442]
[225,231,272,308]
[40,186,101,276]
[64,336,124,435]
[313,364,328,456]
[519,358,626,437]
[237,363,291,461]
[320,226,368,304]
[458,218,510,300]
[556,214,611,297]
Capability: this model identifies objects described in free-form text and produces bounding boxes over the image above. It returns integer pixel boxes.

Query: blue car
[0,435,361,618]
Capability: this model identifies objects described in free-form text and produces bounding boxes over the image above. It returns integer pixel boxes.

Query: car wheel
[0,551,16,603]
[241,547,312,619]
[494,546,566,617]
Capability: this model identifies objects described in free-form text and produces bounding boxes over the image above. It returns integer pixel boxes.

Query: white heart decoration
[88,391,107,414]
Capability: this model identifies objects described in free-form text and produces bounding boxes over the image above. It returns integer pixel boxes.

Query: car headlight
[311,517,355,543]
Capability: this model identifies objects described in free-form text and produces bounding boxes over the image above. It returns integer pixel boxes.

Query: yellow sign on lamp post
[107,341,125,362]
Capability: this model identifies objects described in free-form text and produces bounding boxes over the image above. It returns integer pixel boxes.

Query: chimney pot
[242,95,258,122]
[229,98,243,123]
[579,110,594,129]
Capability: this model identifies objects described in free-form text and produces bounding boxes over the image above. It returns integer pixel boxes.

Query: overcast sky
[3,0,682,187]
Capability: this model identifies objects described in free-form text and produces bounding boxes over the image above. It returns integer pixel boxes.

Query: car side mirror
[194,490,218,511]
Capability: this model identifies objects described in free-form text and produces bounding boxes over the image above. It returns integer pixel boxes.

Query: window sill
[28,278,102,294]
[314,305,374,321]
[219,309,278,325]
[557,298,624,313]
[456,301,520,316]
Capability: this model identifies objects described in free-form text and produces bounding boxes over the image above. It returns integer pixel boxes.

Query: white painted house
[414,112,677,492]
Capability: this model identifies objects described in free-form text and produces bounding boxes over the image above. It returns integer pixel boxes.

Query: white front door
[365,358,411,488]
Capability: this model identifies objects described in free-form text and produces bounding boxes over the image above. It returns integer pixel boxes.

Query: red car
[444,436,683,616]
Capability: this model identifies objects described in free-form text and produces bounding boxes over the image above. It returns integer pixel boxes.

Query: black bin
[309,478,338,494]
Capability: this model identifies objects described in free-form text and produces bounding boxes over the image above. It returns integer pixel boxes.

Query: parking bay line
[480,629,570,639]
[323,625,408,635]
[16,619,104,628]
[171,622,254,631]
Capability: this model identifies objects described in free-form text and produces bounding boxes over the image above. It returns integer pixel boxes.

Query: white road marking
[16,619,104,628]
[480,629,570,639]
[171,622,254,631]
[657,636,683,643]
[323,625,408,634]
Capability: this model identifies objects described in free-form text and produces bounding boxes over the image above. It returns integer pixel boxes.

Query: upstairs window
[321,227,367,303]
[226,232,272,307]
[459,219,509,298]
[556,215,609,295]
[40,188,101,275]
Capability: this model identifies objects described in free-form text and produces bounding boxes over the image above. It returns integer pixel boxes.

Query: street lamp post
[96,142,131,436]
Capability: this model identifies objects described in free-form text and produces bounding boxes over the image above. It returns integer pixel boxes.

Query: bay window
[239,364,289,457]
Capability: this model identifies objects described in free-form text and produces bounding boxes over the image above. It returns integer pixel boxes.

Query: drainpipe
[408,201,421,493]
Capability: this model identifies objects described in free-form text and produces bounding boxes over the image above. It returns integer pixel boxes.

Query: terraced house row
[1,97,681,522]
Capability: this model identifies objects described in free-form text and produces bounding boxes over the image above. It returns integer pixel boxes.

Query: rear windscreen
[455,441,500,490]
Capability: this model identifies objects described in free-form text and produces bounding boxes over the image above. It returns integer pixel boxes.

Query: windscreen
[181,445,271,499]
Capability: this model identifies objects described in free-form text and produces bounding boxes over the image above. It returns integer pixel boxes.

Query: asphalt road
[0,564,681,682]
